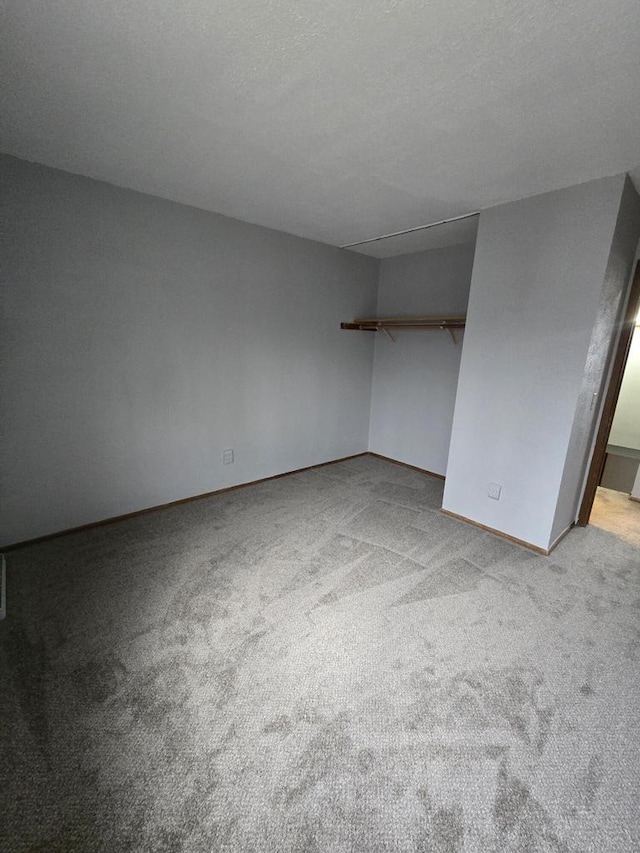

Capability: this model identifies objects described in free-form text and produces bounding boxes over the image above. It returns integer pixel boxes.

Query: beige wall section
[0,155,378,546]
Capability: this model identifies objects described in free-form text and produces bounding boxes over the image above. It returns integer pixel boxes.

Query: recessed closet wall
[368,243,476,475]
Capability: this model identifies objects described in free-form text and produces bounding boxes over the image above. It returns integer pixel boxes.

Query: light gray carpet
[1,454,639,852]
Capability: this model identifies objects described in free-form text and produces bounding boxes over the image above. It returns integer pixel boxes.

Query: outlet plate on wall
[223,449,234,465]
[488,482,502,500]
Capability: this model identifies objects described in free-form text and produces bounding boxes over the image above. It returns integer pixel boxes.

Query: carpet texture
[1,455,639,852]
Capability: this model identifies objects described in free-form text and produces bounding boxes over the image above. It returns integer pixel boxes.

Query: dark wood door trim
[577,260,640,526]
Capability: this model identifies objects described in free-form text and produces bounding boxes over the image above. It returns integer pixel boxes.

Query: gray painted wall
[551,177,640,543]
[368,244,474,474]
[600,453,639,493]
[443,175,631,550]
[609,327,640,451]
[1,155,378,546]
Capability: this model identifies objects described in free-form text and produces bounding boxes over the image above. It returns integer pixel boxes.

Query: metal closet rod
[340,211,480,249]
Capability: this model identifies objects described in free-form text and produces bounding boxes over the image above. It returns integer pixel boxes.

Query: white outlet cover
[488,482,502,500]
[223,449,234,465]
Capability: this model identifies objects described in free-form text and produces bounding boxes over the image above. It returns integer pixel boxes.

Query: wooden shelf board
[341,316,466,332]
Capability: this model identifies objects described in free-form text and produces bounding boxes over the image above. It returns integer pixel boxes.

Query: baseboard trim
[630,495,640,503]
[4,452,369,552]
[547,523,574,554]
[440,508,550,555]
[367,452,445,481]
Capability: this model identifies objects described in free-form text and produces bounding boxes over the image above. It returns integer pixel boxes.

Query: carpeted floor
[1,454,639,852]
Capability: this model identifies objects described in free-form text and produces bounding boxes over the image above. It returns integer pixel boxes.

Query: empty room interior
[2,2,640,851]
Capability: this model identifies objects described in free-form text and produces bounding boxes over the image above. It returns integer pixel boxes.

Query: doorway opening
[578,260,640,543]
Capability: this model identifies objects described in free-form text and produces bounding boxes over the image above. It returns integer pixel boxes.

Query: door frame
[577,259,640,526]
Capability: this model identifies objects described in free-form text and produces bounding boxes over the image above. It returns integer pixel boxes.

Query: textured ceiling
[1,0,639,254]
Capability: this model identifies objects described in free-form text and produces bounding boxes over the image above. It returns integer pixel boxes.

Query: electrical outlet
[222,449,234,465]
[488,482,502,501]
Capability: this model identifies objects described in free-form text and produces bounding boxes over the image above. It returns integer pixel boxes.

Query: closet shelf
[341,316,466,343]
[341,316,465,331]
